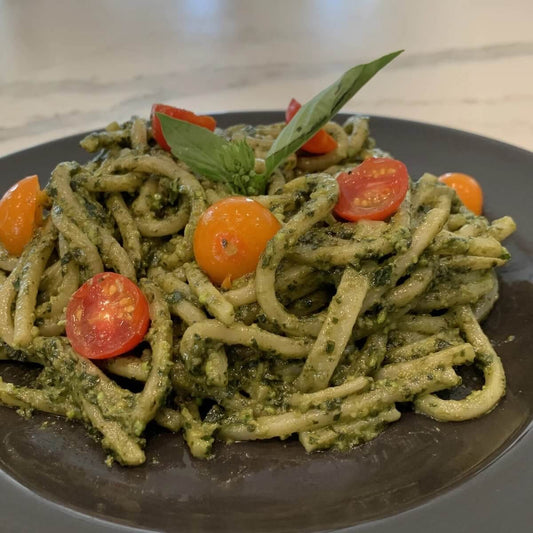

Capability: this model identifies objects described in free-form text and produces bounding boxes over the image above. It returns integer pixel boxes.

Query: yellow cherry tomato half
[193,197,281,287]
[438,172,483,215]
[0,175,45,256]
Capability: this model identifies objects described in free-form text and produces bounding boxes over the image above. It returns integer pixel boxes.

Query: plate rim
[4,111,532,161]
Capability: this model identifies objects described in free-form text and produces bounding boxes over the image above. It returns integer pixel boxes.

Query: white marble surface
[1,0,532,157]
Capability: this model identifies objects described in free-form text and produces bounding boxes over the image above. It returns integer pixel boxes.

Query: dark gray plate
[0,113,531,533]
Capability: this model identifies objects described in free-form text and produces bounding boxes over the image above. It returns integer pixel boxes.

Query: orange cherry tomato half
[66,272,150,359]
[438,172,483,215]
[193,197,281,287]
[151,103,216,151]
[334,158,409,222]
[285,98,337,154]
[0,175,45,256]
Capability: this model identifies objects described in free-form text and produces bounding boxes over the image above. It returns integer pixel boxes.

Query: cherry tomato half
[438,172,483,215]
[333,158,409,221]
[285,98,337,154]
[151,103,217,151]
[0,175,45,256]
[193,197,281,287]
[66,272,150,359]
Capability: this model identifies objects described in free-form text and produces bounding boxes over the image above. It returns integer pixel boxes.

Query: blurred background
[1,0,532,155]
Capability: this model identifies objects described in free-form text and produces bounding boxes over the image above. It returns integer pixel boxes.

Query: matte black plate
[0,113,532,533]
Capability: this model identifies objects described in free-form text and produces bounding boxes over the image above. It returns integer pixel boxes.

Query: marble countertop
[1,0,532,159]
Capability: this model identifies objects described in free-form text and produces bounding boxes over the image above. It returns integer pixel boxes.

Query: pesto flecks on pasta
[0,114,515,466]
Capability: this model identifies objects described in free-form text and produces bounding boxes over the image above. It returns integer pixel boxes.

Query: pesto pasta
[0,115,515,465]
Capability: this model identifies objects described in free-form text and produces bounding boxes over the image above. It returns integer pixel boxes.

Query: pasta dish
[0,54,516,466]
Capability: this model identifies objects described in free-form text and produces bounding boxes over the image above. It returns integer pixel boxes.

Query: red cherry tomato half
[333,158,409,221]
[151,103,217,151]
[438,172,483,215]
[193,197,281,287]
[66,272,150,359]
[285,98,301,123]
[285,98,337,154]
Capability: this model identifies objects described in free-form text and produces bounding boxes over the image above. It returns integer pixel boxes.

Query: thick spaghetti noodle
[0,115,515,465]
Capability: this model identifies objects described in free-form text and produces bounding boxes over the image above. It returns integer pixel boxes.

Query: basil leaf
[157,113,232,183]
[264,50,403,177]
[158,113,262,194]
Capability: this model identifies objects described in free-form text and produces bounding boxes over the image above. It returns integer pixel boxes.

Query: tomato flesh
[151,103,217,151]
[438,172,483,215]
[66,272,150,359]
[334,158,409,221]
[0,175,44,256]
[193,197,281,286]
[285,98,337,154]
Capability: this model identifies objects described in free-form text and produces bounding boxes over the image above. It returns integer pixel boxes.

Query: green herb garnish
[158,50,402,195]
[157,115,266,195]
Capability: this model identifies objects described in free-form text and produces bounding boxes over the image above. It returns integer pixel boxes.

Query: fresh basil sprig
[158,50,402,196]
